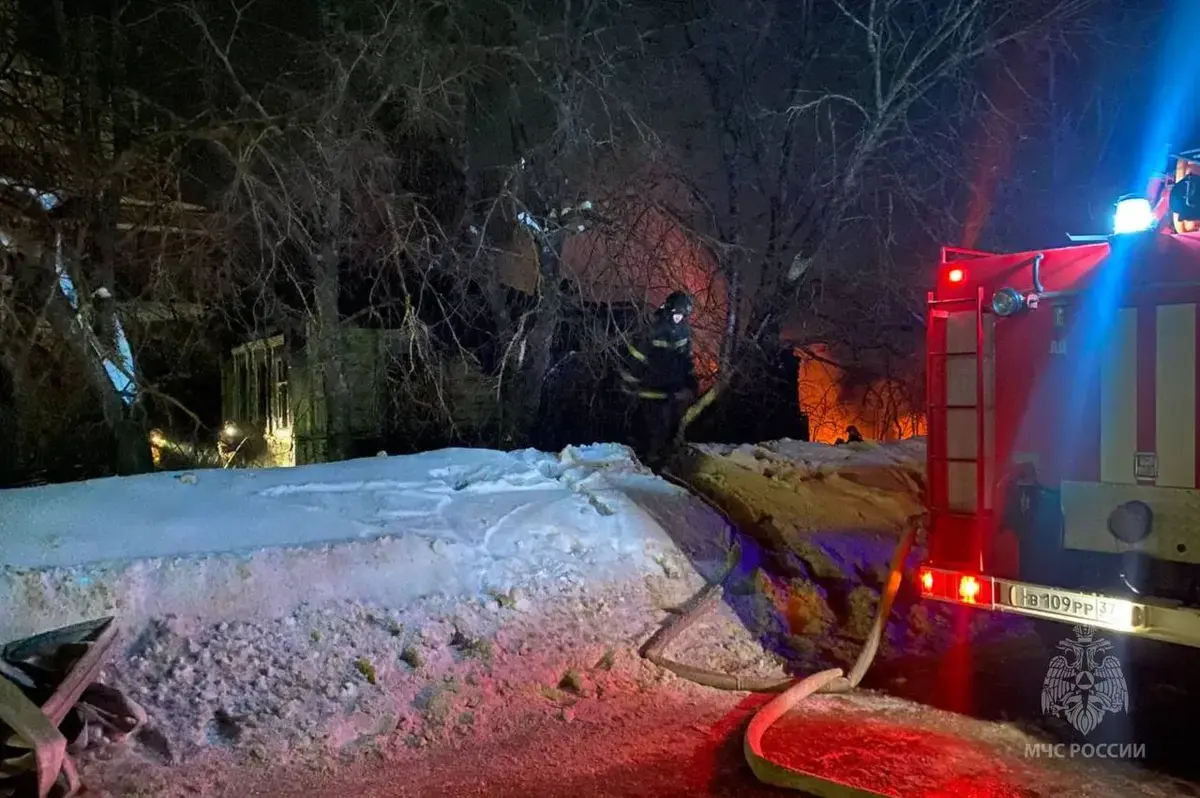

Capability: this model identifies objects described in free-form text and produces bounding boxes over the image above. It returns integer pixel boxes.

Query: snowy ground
[3,438,1198,796]
[0,443,737,792]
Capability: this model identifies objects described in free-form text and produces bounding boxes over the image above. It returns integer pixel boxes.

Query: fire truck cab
[920,152,1200,647]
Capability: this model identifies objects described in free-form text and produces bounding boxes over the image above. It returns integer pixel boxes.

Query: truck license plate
[1007,584,1131,627]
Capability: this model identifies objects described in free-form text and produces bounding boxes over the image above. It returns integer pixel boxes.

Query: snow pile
[82,573,791,795]
[688,437,925,539]
[698,437,926,477]
[89,582,710,769]
[3,442,754,784]
[75,534,769,788]
[0,444,702,641]
[2,443,667,568]
[681,437,1026,671]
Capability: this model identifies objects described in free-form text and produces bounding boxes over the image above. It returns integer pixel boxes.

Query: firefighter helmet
[660,291,694,317]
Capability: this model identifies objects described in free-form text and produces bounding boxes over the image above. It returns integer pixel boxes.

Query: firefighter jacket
[619,312,698,401]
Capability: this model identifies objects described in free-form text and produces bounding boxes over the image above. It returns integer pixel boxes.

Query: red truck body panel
[925,228,1200,577]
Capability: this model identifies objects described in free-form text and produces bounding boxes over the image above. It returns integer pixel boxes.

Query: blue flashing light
[1113,197,1155,235]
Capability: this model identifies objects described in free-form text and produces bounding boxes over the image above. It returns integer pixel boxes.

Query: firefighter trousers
[634,395,686,468]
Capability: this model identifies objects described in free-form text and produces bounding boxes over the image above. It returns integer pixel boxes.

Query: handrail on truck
[940,246,998,265]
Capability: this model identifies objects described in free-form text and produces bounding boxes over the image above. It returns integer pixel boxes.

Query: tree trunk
[0,357,18,484]
[515,231,564,439]
[314,193,353,461]
[43,273,149,473]
[54,3,152,475]
[718,261,742,378]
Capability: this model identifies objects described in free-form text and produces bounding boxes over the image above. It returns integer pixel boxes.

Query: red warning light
[958,575,980,603]
[947,267,965,284]
[920,570,934,592]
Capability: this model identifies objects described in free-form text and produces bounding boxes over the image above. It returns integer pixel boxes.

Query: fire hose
[644,469,918,795]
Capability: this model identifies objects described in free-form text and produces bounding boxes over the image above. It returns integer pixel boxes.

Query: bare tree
[179,0,477,460]
[182,0,667,455]
[449,0,662,440]
[627,0,1096,427]
[0,0,218,480]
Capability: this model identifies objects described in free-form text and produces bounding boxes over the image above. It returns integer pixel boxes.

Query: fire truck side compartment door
[1099,308,1139,485]
[1062,481,1200,566]
[1155,303,1197,488]
[1098,303,1197,487]
[1062,299,1200,566]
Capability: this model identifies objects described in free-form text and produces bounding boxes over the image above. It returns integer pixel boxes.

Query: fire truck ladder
[927,284,992,572]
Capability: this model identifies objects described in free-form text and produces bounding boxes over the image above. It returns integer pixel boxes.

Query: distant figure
[846,425,864,443]
[619,291,698,468]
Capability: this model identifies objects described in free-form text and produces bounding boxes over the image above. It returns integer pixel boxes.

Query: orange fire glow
[796,345,926,443]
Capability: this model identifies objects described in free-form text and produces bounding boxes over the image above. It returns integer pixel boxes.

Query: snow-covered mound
[680,437,1024,664]
[697,436,926,476]
[0,444,706,641]
[688,437,925,539]
[0,443,671,569]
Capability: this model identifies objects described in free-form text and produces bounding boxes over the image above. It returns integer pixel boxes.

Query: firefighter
[619,291,698,468]
[835,426,864,446]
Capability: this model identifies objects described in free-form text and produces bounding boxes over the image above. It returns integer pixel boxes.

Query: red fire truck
[919,152,1200,646]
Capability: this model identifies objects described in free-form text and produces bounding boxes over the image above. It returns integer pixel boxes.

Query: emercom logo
[1040,624,1129,735]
